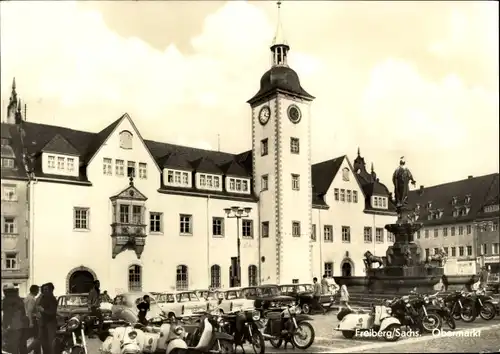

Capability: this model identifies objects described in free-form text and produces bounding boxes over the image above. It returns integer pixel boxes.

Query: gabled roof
[1,124,12,139]
[84,116,122,162]
[161,153,193,171]
[311,155,345,195]
[219,160,249,177]
[0,123,28,180]
[110,183,148,202]
[41,134,80,156]
[190,157,222,174]
[407,173,499,226]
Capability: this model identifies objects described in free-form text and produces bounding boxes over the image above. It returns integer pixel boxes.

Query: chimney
[468,175,473,179]
[418,185,424,195]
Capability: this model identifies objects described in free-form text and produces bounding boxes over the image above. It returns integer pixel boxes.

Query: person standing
[312,277,326,315]
[479,266,489,290]
[441,274,449,292]
[24,285,41,354]
[337,281,353,314]
[2,283,29,354]
[137,295,151,325]
[88,280,103,337]
[38,282,58,354]
[321,274,329,294]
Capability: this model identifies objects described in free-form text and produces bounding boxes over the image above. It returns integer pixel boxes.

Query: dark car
[279,284,336,314]
[57,293,112,324]
[241,285,295,311]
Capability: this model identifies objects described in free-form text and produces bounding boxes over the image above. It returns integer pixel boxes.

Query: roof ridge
[413,173,499,191]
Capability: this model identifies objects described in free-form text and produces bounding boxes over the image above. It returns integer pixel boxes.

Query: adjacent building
[1,80,30,295]
[407,173,499,276]
[4,16,398,295]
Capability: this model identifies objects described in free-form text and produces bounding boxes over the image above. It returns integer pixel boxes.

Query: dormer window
[119,130,133,150]
[427,201,432,209]
[197,173,222,191]
[226,177,250,194]
[415,203,420,211]
[43,153,80,176]
[371,196,388,209]
[342,168,350,181]
[437,209,443,219]
[164,169,191,188]
[451,196,457,205]
[427,213,432,220]
[461,207,470,216]
[485,204,500,213]
[1,138,10,146]
[453,208,459,217]
[464,195,471,204]
[1,157,14,168]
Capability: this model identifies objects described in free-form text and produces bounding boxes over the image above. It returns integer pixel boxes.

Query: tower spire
[357,147,361,157]
[270,1,289,67]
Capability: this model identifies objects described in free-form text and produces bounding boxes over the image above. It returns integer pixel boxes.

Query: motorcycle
[444,291,476,323]
[472,290,496,321]
[335,304,402,342]
[387,295,423,332]
[53,315,88,354]
[259,304,315,350]
[414,294,442,332]
[427,294,456,329]
[219,308,265,354]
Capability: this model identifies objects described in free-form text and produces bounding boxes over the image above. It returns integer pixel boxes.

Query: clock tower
[247,1,315,285]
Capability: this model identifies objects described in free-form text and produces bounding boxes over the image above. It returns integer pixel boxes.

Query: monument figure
[392,156,416,209]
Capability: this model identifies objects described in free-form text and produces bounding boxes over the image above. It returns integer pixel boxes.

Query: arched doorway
[69,271,94,294]
[66,266,97,294]
[341,260,353,277]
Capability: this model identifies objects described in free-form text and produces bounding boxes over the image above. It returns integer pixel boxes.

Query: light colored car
[214,287,255,313]
[194,290,219,310]
[110,292,164,323]
[156,291,210,317]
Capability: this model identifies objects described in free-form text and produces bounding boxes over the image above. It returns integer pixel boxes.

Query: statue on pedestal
[392,156,417,222]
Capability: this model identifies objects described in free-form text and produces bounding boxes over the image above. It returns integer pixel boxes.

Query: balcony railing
[111,223,147,237]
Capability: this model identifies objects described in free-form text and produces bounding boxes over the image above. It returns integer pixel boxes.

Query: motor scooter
[335,305,402,342]
[53,315,88,354]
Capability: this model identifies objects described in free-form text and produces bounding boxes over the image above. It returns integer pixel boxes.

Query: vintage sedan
[193,290,219,310]
[213,288,254,313]
[110,292,165,323]
[279,284,336,314]
[241,285,295,310]
[155,291,210,318]
[57,293,112,322]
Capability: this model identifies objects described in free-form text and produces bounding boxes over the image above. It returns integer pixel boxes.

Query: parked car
[110,292,164,323]
[56,293,112,323]
[194,289,220,310]
[155,291,210,318]
[241,285,295,311]
[279,284,336,314]
[213,288,254,313]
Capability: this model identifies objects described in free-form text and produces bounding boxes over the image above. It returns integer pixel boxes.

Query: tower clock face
[259,106,271,125]
[288,105,302,124]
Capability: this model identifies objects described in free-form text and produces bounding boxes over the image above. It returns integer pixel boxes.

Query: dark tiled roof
[161,153,194,171]
[41,134,80,156]
[476,174,499,221]
[0,123,28,180]
[407,173,499,226]
[248,66,314,104]
[311,156,345,195]
[220,160,250,177]
[190,157,223,174]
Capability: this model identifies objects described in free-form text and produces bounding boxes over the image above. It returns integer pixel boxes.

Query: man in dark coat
[2,283,29,354]
[88,280,103,337]
[38,282,58,354]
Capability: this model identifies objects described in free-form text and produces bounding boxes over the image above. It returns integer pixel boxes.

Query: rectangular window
[342,226,351,243]
[425,229,429,238]
[261,138,268,156]
[324,262,333,277]
[242,220,253,238]
[425,248,430,258]
[261,175,269,191]
[388,232,395,242]
[334,188,339,201]
[175,171,182,184]
[4,253,18,270]
[149,212,162,233]
[291,174,300,190]
[1,157,14,168]
[443,227,448,237]
[115,159,125,176]
[57,156,65,170]
[180,214,193,235]
[482,244,488,255]
[451,226,455,236]
[376,228,384,243]
[3,217,16,234]
[346,190,352,203]
[340,189,345,202]
[459,246,464,256]
[2,184,17,201]
[290,137,300,154]
[364,227,373,243]
[139,163,147,179]
[119,205,130,224]
[492,243,499,255]
[466,225,472,234]
[458,226,464,235]
[212,217,224,237]
[261,222,269,238]
[353,191,358,203]
[228,178,249,193]
[324,225,333,242]
[74,207,89,230]
[67,158,75,172]
[292,221,301,237]
[451,247,456,257]
[466,246,472,256]
[434,228,438,237]
[493,222,499,231]
[103,158,112,175]
[127,161,136,178]
[48,155,56,169]
[132,205,142,224]
[213,175,220,187]
[311,224,316,241]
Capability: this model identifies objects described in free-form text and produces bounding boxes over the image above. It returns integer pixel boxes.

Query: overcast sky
[1,1,498,188]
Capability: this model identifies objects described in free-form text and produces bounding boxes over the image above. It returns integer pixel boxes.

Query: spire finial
[272,1,287,46]
[357,147,360,157]
[17,99,22,113]
[371,162,374,173]
[12,77,16,91]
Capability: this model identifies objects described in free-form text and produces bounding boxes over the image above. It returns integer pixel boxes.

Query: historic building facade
[1,81,30,295]
[6,16,397,296]
[407,173,499,275]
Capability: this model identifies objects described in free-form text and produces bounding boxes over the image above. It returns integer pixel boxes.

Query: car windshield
[64,295,88,306]
[297,285,313,292]
[175,292,200,302]
[256,287,280,296]
[157,294,176,303]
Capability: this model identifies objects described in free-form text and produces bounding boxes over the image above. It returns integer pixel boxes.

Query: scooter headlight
[127,330,137,340]
[67,317,80,331]
[252,310,261,321]
[386,308,392,315]
[174,325,184,335]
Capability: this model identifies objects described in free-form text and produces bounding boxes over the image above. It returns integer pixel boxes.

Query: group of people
[311,275,352,315]
[437,266,491,293]
[2,282,57,354]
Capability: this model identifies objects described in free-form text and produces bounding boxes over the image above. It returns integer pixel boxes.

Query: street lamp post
[224,206,252,287]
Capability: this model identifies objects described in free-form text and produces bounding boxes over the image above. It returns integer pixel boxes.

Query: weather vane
[277,1,281,9]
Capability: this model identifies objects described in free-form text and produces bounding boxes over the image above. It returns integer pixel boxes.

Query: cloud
[0,1,497,187]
